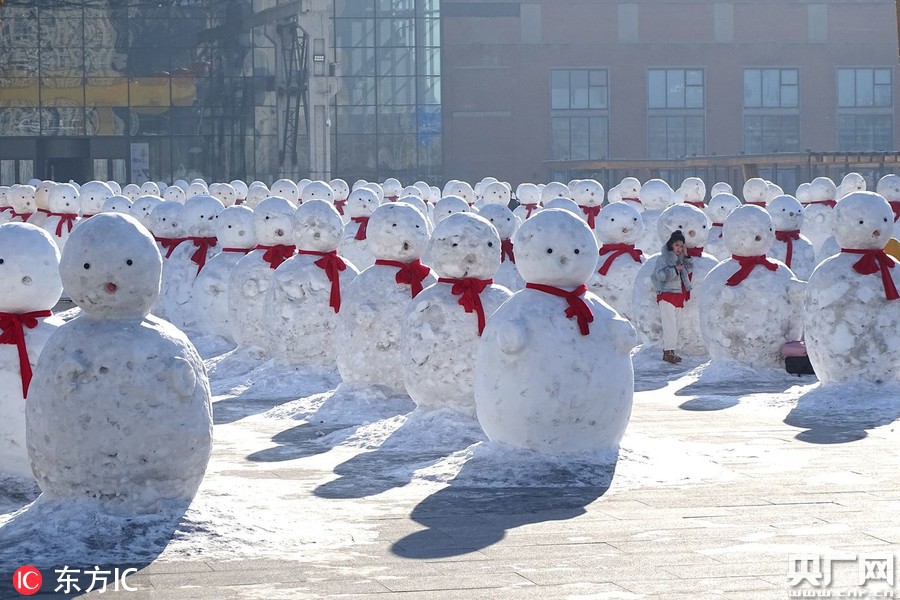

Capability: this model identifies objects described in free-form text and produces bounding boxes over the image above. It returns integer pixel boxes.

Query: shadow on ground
[678,395,741,411]
[784,382,900,444]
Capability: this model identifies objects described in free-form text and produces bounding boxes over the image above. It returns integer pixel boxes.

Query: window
[744,69,798,108]
[742,69,800,154]
[647,69,705,158]
[836,68,892,151]
[551,69,608,110]
[648,69,704,109]
[550,69,609,161]
[551,116,608,160]
[648,116,704,159]
[743,115,800,154]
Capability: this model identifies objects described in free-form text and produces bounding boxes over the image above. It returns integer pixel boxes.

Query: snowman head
[345,188,380,218]
[330,178,350,202]
[513,209,599,287]
[401,186,424,201]
[0,186,9,210]
[139,181,160,197]
[34,181,55,211]
[795,182,812,204]
[106,181,122,195]
[396,196,432,231]
[723,205,775,256]
[833,191,893,250]
[766,181,784,202]
[214,205,256,249]
[839,172,867,199]
[482,181,511,206]
[270,179,300,205]
[639,179,675,211]
[875,174,900,203]
[230,180,249,201]
[597,201,643,246]
[0,223,63,312]
[101,195,132,215]
[541,182,570,205]
[208,182,237,207]
[367,202,430,262]
[352,179,368,191]
[244,186,270,209]
[254,197,296,246]
[680,177,706,203]
[300,180,334,205]
[61,213,162,318]
[131,195,163,230]
[428,212,500,280]
[434,195,470,225]
[293,199,344,252]
[618,177,642,199]
[742,178,769,204]
[606,184,623,204]
[122,183,141,201]
[383,178,403,199]
[78,181,114,214]
[808,177,837,203]
[710,181,732,197]
[185,181,208,200]
[414,181,433,203]
[706,192,742,223]
[570,179,605,208]
[149,201,186,238]
[9,186,36,215]
[362,182,383,203]
[478,203,518,240]
[444,180,476,205]
[767,195,804,231]
[183,194,225,237]
[515,183,541,206]
[657,203,710,248]
[543,197,584,219]
[48,183,80,214]
[163,185,186,204]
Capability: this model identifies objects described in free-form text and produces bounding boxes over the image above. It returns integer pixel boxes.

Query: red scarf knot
[775,229,801,268]
[598,243,642,276]
[522,203,538,219]
[685,201,705,209]
[726,254,779,286]
[10,211,33,221]
[579,204,602,229]
[154,236,189,259]
[375,259,431,298]
[351,216,369,241]
[235,198,245,205]
[334,199,347,216]
[385,195,399,203]
[189,236,218,274]
[0,310,52,398]
[81,213,96,219]
[500,238,515,263]
[221,247,252,254]
[257,244,296,269]
[0,207,10,213]
[841,248,899,301]
[890,201,900,223]
[48,212,78,237]
[686,246,704,258]
[525,283,594,335]
[297,250,348,313]
[437,277,493,336]
[805,199,836,208]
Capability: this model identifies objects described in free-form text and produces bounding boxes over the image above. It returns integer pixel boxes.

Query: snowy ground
[2,314,899,598]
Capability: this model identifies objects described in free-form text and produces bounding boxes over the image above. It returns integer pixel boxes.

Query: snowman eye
[83,263,90,269]
[885,218,889,222]
[488,241,493,247]
[126,259,133,266]
[859,220,864,225]
[546,248,553,254]
[610,218,615,222]
[0,259,4,264]
[574,248,580,254]
[265,216,270,220]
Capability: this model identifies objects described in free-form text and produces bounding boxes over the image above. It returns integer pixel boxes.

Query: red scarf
[81,213,96,219]
[745,201,767,207]
[10,211,33,221]
[0,310,52,398]
[297,250,348,313]
[521,203,538,218]
[221,247,252,254]
[437,277,492,335]
[775,229,800,268]
[375,259,431,298]
[597,243,642,276]
[48,212,77,237]
[711,222,724,239]
[235,198,245,205]
[685,201,705,209]
[256,244,296,269]
[726,254,778,286]
[189,236,218,274]
[686,246,704,258]
[37,208,51,215]
[334,199,347,215]
[579,205,601,229]
[500,238,515,263]
[622,197,642,207]
[154,236,189,259]
[525,283,593,335]
[804,199,836,208]
[385,195,399,203]
[841,248,899,301]
[890,201,900,223]
[351,216,369,240]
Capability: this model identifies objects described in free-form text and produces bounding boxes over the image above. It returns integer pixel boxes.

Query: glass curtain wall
[332,0,441,184]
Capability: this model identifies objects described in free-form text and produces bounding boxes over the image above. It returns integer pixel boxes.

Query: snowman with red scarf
[805,192,900,383]
[478,203,523,292]
[340,187,381,271]
[588,201,644,320]
[699,205,805,368]
[474,209,636,454]
[767,194,816,281]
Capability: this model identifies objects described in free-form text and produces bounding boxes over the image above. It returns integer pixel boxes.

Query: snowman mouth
[754,235,762,241]
[21,276,32,286]
[873,230,881,237]
[276,229,285,237]
[402,241,410,251]
[621,228,629,235]
[105,282,118,294]
[688,230,696,237]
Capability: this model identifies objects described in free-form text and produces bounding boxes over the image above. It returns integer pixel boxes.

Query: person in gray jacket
[653,230,693,363]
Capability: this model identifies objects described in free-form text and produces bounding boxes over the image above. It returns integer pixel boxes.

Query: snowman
[433,195,471,225]
[162,194,224,330]
[209,182,237,208]
[475,181,511,212]
[192,205,257,341]
[699,206,805,368]
[474,209,637,455]
[330,178,351,218]
[541,181,570,204]
[227,196,296,351]
[149,201,188,260]
[42,182,80,251]
[340,187,381,270]
[742,177,769,207]
[704,192,742,261]
[876,174,900,228]
[804,191,900,383]
[514,183,542,220]
[186,181,208,200]
[838,172,866,199]
[383,178,403,203]
[766,181,784,203]
[78,180,114,219]
[570,179,605,237]
[615,177,643,211]
[478,203,523,292]
[300,180,335,206]
[131,194,164,232]
[29,181,55,227]
[335,203,434,394]
[26,213,213,511]
[163,185,187,204]
[402,213,512,416]
[231,180,249,205]
[630,203,716,355]
[588,201,644,320]
[680,177,707,209]
[264,200,359,367]
[139,181,161,197]
[8,185,37,222]
[0,186,12,224]
[121,183,141,201]
[443,180,475,206]
[767,194,816,281]
[710,181,732,197]
[243,186,270,209]
[101,195,132,215]
[0,223,64,477]
[801,176,838,256]
[635,179,676,254]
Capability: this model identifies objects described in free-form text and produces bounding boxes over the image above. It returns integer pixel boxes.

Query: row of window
[551,67,893,160]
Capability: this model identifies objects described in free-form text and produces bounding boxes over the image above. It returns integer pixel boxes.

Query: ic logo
[12,566,42,596]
